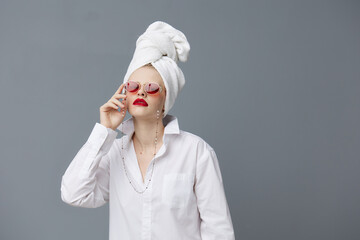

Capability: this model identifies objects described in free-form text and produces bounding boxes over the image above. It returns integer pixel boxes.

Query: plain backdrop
[0,0,359,239]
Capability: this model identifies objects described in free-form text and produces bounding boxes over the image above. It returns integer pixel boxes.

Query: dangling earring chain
[120,109,160,194]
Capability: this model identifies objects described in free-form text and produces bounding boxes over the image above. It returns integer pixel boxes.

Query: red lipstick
[133,98,148,106]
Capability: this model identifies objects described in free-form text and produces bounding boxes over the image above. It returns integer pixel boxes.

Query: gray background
[0,0,359,239]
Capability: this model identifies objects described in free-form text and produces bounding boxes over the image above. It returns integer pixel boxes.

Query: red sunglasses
[125,80,163,94]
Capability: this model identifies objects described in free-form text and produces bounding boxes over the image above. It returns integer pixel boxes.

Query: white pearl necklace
[120,110,160,194]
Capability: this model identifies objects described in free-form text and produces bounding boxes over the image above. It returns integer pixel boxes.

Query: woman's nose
[137,86,147,97]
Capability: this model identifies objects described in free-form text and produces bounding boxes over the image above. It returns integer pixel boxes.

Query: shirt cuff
[86,123,118,155]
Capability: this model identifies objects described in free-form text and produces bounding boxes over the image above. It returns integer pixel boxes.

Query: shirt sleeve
[60,122,118,208]
[195,142,236,240]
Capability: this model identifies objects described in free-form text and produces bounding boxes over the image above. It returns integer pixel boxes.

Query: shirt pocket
[161,173,194,209]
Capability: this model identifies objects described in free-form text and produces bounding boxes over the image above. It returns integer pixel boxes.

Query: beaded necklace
[120,110,161,194]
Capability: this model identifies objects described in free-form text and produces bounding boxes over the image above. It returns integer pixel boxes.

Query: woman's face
[125,65,166,119]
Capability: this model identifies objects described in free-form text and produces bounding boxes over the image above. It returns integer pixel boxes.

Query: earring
[156,110,160,119]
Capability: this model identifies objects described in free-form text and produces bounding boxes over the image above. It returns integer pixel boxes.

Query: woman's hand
[100,83,127,130]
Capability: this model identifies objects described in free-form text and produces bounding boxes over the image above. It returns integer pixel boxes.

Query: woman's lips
[133,98,148,106]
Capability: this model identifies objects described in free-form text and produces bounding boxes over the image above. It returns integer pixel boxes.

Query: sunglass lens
[145,83,160,94]
[126,81,139,92]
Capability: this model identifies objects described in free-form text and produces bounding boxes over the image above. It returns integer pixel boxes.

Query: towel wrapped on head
[122,20,190,118]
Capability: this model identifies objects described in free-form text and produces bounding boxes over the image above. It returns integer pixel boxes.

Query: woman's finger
[114,93,127,100]
[115,83,125,95]
[114,83,123,94]
[106,101,119,109]
[111,98,125,108]
[111,97,125,106]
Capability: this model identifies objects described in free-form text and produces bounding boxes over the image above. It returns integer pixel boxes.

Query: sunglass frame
[125,80,163,94]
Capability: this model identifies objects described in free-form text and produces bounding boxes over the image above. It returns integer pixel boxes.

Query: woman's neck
[132,117,165,150]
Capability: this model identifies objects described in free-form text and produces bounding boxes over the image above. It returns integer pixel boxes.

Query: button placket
[141,183,152,240]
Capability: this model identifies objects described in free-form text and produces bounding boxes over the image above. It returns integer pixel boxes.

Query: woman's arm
[60,123,118,208]
[195,142,236,240]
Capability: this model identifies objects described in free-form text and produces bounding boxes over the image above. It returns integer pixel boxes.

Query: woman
[61,21,235,240]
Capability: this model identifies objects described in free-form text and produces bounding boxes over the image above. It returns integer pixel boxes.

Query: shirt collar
[116,114,180,136]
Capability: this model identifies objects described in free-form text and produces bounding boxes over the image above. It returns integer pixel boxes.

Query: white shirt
[61,114,235,240]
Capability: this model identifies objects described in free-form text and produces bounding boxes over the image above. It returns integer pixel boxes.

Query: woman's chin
[129,108,154,118]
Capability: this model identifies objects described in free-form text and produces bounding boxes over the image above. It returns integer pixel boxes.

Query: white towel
[122,20,190,118]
